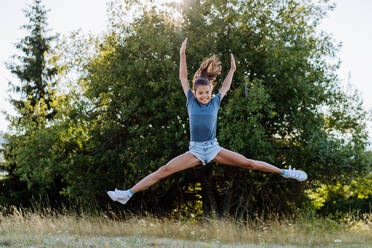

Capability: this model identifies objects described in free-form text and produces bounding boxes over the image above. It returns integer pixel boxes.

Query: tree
[63,0,369,216]
[6,0,59,123]
[2,0,370,218]
[1,0,63,208]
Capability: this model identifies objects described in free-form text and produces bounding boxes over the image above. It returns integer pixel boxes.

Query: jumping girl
[107,37,307,205]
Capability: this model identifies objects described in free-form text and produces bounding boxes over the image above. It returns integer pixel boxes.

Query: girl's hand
[230,53,236,72]
[180,37,188,55]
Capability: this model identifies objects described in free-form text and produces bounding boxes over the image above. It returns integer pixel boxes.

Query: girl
[107,37,307,205]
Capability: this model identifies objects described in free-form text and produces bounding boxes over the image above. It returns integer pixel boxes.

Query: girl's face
[194,85,212,104]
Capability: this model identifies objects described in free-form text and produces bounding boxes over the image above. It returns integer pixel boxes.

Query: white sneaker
[107,189,132,205]
[282,166,308,181]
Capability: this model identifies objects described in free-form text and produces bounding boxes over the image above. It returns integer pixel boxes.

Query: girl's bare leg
[212,148,283,174]
[131,152,201,193]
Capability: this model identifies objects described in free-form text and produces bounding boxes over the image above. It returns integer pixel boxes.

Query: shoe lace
[287,166,299,178]
[115,189,128,200]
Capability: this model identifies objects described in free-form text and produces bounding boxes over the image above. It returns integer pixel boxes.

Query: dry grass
[0,207,371,247]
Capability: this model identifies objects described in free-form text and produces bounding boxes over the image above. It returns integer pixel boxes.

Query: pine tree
[0,0,62,208]
[6,0,59,123]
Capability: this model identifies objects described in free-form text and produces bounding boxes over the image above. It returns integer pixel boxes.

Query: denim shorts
[189,138,222,165]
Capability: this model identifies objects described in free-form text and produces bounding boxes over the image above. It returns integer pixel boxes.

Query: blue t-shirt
[187,89,222,142]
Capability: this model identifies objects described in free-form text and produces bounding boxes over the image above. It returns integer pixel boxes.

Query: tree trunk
[201,175,218,216]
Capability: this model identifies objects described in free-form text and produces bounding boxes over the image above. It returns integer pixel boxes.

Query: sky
[0,0,371,142]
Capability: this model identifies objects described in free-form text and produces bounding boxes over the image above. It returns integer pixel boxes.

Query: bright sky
[1,0,371,142]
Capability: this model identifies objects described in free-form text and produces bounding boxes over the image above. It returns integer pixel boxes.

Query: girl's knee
[245,159,257,170]
[157,165,172,179]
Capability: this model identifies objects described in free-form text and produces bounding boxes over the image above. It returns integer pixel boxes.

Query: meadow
[0,207,370,248]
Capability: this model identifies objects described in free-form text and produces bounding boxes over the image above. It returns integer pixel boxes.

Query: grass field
[0,208,370,247]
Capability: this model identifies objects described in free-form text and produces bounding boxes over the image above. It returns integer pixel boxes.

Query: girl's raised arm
[219,53,236,100]
[179,37,190,97]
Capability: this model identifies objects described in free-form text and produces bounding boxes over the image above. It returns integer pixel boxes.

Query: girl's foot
[107,189,133,205]
[282,166,308,181]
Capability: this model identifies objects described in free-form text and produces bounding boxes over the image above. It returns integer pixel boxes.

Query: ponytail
[193,55,222,89]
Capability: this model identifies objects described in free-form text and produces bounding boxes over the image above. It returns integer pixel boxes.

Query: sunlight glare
[157,0,183,4]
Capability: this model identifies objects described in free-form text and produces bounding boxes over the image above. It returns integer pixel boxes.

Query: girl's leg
[131,152,201,193]
[212,148,283,174]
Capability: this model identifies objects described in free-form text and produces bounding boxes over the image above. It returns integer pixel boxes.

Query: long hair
[193,55,222,90]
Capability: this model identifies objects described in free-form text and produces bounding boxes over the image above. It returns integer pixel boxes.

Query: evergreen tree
[6,0,59,123]
[1,0,62,208]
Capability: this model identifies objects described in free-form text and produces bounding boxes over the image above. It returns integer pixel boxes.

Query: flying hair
[193,55,222,90]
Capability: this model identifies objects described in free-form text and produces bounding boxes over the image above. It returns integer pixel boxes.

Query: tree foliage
[6,0,59,121]
[2,0,370,217]
[1,0,64,207]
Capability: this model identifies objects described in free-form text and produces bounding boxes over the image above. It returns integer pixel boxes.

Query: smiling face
[194,85,212,104]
